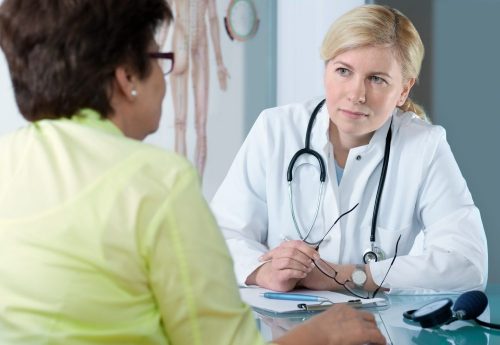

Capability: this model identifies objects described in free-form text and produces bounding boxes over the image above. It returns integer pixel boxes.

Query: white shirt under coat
[211,98,488,294]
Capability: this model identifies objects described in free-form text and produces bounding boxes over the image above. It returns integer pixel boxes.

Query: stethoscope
[287,99,393,263]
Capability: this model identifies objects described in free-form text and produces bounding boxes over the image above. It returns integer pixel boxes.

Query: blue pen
[260,292,329,302]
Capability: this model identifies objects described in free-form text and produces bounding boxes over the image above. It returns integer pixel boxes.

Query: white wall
[0,0,365,200]
[0,50,26,135]
[145,0,248,199]
[0,0,24,133]
[0,0,248,200]
[276,0,364,105]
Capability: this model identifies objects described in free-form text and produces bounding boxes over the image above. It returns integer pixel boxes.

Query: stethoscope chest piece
[363,245,386,263]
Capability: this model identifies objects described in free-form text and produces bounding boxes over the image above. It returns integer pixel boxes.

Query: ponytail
[399,98,429,122]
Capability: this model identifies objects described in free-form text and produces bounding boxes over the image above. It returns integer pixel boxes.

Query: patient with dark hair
[0,1,385,344]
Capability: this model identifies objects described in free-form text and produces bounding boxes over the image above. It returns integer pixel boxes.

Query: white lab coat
[211,98,488,294]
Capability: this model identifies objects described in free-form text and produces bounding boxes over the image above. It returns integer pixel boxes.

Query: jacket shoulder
[394,111,446,145]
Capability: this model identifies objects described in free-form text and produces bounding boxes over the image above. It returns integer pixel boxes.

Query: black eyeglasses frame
[313,234,401,300]
[148,52,175,75]
[303,203,401,300]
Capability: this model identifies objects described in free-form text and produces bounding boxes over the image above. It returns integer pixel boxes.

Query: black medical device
[403,290,500,329]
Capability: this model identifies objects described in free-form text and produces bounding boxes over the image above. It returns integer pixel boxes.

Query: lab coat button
[356,155,362,160]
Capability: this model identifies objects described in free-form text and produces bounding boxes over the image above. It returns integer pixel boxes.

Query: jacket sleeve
[210,111,272,286]
[370,126,488,294]
[144,165,267,345]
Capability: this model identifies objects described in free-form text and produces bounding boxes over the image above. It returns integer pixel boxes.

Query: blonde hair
[320,5,426,119]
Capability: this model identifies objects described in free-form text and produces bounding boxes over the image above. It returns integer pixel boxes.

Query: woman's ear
[114,66,137,102]
[398,78,416,106]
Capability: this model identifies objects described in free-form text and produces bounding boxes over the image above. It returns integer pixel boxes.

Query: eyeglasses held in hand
[314,234,401,300]
[302,203,401,299]
[148,52,174,76]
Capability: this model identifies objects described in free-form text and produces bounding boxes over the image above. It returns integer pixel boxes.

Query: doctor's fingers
[260,240,320,262]
[261,247,317,270]
[255,262,303,291]
[274,267,311,282]
[268,256,314,275]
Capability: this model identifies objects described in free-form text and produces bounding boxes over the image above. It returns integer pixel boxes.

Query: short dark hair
[0,0,173,121]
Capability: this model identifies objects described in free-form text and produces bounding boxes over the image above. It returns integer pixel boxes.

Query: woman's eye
[336,67,350,76]
[370,76,386,84]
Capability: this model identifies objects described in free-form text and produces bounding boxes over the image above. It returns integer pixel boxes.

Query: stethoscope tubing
[287,99,392,252]
[286,99,327,183]
[370,118,392,243]
[286,99,327,245]
[288,179,325,245]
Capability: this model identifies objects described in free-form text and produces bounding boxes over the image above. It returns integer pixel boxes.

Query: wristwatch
[351,265,367,288]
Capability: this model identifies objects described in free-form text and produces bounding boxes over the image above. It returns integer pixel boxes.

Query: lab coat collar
[365,109,395,153]
[310,104,396,157]
[341,109,396,158]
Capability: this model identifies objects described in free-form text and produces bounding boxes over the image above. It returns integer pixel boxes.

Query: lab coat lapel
[338,115,393,256]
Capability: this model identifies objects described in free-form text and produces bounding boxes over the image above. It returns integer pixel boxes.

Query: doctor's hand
[245,240,319,292]
[297,263,346,291]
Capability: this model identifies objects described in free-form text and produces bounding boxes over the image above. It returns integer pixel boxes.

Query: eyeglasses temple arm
[315,203,359,249]
[372,234,402,298]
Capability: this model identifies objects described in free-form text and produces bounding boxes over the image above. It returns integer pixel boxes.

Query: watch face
[228,0,258,40]
[352,269,367,286]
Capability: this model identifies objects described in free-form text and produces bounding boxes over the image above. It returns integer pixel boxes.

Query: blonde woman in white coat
[211,5,487,295]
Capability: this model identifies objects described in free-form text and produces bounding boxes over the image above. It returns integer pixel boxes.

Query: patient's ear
[114,66,137,102]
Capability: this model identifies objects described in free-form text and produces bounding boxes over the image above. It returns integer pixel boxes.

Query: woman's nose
[347,78,366,104]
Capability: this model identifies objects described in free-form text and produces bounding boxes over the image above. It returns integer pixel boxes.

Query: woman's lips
[339,108,368,119]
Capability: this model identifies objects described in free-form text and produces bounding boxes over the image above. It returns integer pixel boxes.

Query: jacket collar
[69,108,124,137]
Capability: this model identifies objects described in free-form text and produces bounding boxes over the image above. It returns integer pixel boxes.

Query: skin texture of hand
[246,240,320,292]
[273,304,386,345]
[247,240,384,293]
[299,261,383,293]
[297,265,342,291]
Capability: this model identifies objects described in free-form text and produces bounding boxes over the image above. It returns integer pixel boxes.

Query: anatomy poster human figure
[168,0,229,179]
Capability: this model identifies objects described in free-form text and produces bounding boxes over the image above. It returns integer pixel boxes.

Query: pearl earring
[131,89,137,97]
